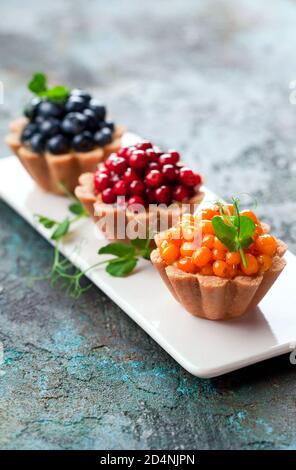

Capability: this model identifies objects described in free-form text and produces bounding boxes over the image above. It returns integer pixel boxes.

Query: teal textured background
[0,0,296,450]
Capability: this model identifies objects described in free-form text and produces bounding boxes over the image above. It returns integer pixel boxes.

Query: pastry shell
[75,172,204,242]
[150,237,287,321]
[5,118,125,195]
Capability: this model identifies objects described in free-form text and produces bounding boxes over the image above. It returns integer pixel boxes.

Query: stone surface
[0,0,296,450]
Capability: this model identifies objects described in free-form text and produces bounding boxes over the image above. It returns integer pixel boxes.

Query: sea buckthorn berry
[181,225,196,241]
[240,209,258,224]
[180,214,195,225]
[227,265,238,278]
[201,220,215,235]
[180,242,196,257]
[213,237,227,251]
[200,263,214,276]
[200,208,215,220]
[192,246,212,268]
[202,234,215,249]
[213,260,228,278]
[255,234,277,256]
[240,254,259,275]
[160,239,169,252]
[177,257,197,274]
[212,248,226,261]
[257,254,272,272]
[160,243,180,264]
[255,223,263,237]
[225,251,241,265]
[167,227,183,247]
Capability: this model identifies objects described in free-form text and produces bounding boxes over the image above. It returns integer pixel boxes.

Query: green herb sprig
[98,238,152,277]
[211,197,256,268]
[34,187,153,297]
[28,72,69,102]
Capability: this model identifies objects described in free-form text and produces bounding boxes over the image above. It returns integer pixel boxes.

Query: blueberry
[101,120,114,132]
[61,112,87,135]
[35,115,46,126]
[94,128,112,146]
[72,131,95,152]
[37,100,64,118]
[83,108,99,132]
[65,96,87,113]
[71,89,92,102]
[21,123,38,143]
[30,133,46,153]
[89,99,106,121]
[47,134,70,155]
[24,97,41,120]
[39,118,60,137]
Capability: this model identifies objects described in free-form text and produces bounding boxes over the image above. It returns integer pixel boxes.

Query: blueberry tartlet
[151,202,287,320]
[75,141,204,241]
[5,73,125,195]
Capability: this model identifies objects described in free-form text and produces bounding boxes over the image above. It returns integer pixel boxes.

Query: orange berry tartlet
[75,141,204,242]
[5,73,125,195]
[151,200,287,320]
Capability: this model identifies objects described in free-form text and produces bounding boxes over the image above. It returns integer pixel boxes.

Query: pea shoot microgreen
[211,197,256,268]
[34,187,153,297]
[28,72,69,102]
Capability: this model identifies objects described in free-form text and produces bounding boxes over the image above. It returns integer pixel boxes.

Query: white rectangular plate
[1,136,296,378]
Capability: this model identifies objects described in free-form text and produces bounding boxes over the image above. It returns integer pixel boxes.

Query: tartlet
[5,76,125,195]
[151,204,287,320]
[75,141,204,242]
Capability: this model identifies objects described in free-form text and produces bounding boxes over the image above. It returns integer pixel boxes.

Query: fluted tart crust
[151,237,287,321]
[5,118,125,195]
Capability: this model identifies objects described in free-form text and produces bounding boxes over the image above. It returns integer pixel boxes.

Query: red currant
[105,155,127,175]
[102,187,116,204]
[145,169,164,188]
[146,188,156,203]
[194,173,202,186]
[94,171,110,193]
[162,164,177,182]
[168,150,180,164]
[123,167,139,184]
[113,180,128,196]
[172,185,190,202]
[179,167,196,187]
[146,162,160,172]
[128,195,146,208]
[117,147,130,159]
[159,153,176,166]
[128,150,148,171]
[146,148,159,162]
[129,180,145,196]
[136,140,153,151]
[155,185,171,204]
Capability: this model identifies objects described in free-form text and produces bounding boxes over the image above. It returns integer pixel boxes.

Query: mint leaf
[69,201,87,216]
[106,257,138,277]
[99,243,135,258]
[131,237,152,260]
[35,214,57,229]
[237,215,256,242]
[211,216,237,252]
[43,85,69,102]
[28,72,47,94]
[51,218,70,240]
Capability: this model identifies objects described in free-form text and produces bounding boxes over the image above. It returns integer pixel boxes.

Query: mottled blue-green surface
[1,0,296,450]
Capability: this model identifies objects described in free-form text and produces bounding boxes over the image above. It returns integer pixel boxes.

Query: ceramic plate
[1,133,295,378]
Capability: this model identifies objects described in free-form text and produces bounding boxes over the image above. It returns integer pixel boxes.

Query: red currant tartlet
[5,73,125,195]
[151,202,287,320]
[75,141,204,241]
